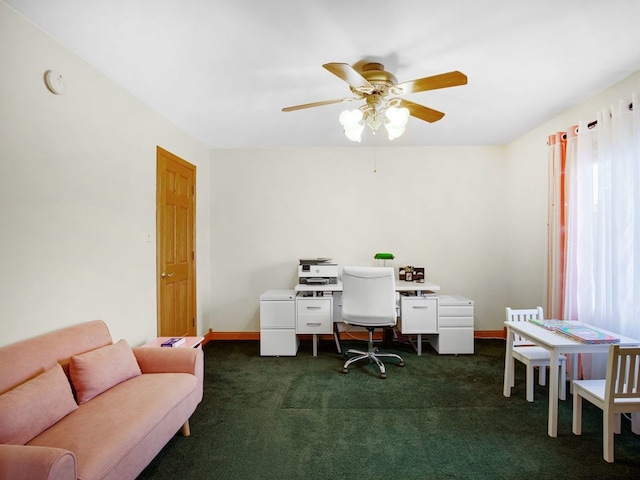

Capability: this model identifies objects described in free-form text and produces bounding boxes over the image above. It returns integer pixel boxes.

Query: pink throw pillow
[0,364,78,445]
[69,339,141,404]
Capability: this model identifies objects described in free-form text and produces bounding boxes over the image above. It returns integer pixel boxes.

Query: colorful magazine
[553,324,619,344]
[528,318,574,331]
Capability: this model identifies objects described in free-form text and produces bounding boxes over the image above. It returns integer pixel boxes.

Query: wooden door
[156,147,196,337]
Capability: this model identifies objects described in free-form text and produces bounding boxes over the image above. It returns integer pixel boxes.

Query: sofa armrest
[0,444,76,480]
[132,346,203,378]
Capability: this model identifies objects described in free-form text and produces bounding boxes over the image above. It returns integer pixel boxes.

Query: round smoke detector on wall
[44,70,65,95]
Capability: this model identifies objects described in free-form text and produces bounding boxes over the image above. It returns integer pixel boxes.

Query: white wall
[3,1,638,346]
[0,3,211,347]
[210,146,509,333]
[210,70,640,336]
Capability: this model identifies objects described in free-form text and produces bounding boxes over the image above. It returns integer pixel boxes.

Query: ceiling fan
[282,62,468,141]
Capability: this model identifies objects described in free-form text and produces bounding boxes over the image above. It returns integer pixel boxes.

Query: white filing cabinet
[296,294,333,356]
[260,290,298,356]
[399,295,438,355]
[432,294,474,354]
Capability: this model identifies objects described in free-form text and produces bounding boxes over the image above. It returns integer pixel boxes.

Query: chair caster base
[399,361,405,367]
[342,368,349,374]
[380,373,387,379]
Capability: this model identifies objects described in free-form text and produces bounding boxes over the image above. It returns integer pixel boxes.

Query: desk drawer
[439,305,474,317]
[400,296,438,334]
[433,327,474,354]
[296,297,332,334]
[439,316,474,328]
[297,298,332,316]
[296,314,332,334]
[260,300,295,328]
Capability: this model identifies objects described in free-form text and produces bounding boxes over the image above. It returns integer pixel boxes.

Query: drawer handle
[412,305,429,309]
[306,322,322,327]
[306,306,322,310]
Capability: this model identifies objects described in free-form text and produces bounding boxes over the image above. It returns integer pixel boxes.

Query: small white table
[503,321,640,437]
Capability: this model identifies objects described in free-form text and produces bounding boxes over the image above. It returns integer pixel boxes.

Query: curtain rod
[587,102,634,129]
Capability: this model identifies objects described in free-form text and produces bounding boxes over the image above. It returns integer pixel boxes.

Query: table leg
[333,323,342,354]
[312,334,317,357]
[548,349,559,437]
[632,413,640,434]
[568,353,578,395]
[503,326,514,397]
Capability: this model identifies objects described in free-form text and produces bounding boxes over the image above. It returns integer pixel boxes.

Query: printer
[298,258,339,285]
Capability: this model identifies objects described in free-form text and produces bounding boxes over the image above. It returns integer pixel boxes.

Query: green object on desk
[374,253,394,260]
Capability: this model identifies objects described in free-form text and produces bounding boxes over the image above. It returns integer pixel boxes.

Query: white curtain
[562,94,640,378]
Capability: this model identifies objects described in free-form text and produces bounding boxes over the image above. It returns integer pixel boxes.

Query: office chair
[506,306,567,402]
[341,266,404,379]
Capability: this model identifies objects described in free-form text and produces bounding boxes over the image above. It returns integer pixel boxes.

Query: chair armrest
[0,444,76,480]
[132,346,203,377]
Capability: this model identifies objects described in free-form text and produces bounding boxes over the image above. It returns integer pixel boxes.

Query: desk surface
[505,320,640,351]
[295,280,440,292]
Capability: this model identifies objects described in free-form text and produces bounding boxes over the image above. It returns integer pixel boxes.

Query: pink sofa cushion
[0,364,78,445]
[69,339,141,404]
[29,372,198,480]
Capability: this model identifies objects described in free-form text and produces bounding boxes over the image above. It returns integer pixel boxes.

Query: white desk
[294,281,441,356]
[503,321,640,437]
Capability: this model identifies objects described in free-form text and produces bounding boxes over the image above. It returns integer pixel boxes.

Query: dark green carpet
[137,339,640,479]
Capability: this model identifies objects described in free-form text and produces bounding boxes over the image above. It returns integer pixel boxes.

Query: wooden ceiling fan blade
[323,63,373,93]
[396,71,467,95]
[282,97,355,112]
[400,99,445,123]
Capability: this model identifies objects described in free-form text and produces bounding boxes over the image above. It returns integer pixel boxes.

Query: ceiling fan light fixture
[340,109,365,142]
[385,106,410,127]
[339,104,410,142]
[385,123,406,141]
[384,106,410,140]
[284,62,467,143]
[364,108,382,133]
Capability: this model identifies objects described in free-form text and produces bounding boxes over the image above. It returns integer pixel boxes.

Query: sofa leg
[181,420,191,437]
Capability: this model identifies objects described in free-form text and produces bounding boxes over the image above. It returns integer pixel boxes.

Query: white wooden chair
[506,307,567,402]
[572,344,640,462]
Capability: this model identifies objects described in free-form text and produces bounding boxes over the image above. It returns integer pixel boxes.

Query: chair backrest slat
[505,307,544,346]
[607,345,640,400]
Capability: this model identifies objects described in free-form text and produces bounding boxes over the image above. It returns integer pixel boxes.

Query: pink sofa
[0,320,204,480]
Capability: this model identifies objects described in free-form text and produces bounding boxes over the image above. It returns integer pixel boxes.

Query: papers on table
[528,319,620,344]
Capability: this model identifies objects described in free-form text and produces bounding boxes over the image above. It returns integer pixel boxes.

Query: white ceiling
[6,0,640,148]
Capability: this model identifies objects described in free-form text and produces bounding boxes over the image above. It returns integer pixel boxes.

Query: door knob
[161,272,175,279]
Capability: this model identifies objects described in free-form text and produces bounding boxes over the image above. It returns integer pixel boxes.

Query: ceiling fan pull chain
[373,146,377,173]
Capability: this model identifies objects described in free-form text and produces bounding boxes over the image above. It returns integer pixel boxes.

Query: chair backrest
[505,306,544,346]
[341,266,397,328]
[605,344,640,404]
